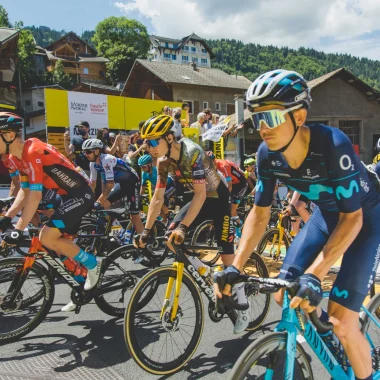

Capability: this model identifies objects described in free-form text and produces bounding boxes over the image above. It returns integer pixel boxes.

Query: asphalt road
[0,260,329,380]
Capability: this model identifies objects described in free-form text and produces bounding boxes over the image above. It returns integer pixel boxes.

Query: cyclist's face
[245,164,253,172]
[141,164,151,172]
[149,138,167,158]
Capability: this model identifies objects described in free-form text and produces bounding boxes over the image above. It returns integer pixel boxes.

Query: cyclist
[207,152,248,224]
[214,69,380,380]
[138,154,172,223]
[135,115,248,332]
[0,113,102,291]
[1,153,20,196]
[243,157,257,195]
[83,139,144,234]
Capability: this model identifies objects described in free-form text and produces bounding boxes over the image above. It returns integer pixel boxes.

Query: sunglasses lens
[148,139,159,147]
[252,110,286,130]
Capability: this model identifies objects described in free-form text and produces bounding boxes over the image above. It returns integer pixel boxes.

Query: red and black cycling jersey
[215,159,246,185]
[18,138,88,195]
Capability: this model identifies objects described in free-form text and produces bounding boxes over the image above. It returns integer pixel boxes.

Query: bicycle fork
[160,262,184,322]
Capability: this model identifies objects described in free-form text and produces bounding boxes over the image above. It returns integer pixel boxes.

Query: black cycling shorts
[46,187,94,235]
[107,176,140,215]
[168,182,234,254]
[231,180,248,204]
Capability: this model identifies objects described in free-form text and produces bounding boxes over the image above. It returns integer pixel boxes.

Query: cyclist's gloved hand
[282,204,296,216]
[289,273,323,311]
[93,202,104,211]
[4,229,23,244]
[168,223,188,245]
[133,228,150,248]
[213,265,240,299]
[0,216,13,231]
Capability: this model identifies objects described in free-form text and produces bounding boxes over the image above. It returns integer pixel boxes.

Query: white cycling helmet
[82,139,103,151]
[246,69,311,111]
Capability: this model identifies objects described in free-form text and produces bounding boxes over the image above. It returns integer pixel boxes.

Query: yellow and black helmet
[140,115,174,139]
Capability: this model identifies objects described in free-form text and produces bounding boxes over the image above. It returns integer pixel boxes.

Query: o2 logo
[339,155,355,171]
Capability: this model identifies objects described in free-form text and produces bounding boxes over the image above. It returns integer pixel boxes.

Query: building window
[203,102,209,109]
[154,54,157,59]
[306,120,329,125]
[339,120,361,146]
[182,46,189,51]
[191,47,196,52]
[174,44,178,49]
[182,55,189,62]
[192,57,198,63]
[201,48,207,54]
[201,58,208,65]
[183,100,194,114]
[99,70,105,78]
[83,67,89,74]
[226,103,235,115]
[171,54,177,60]
[38,101,44,107]
[215,102,221,112]
[25,100,31,107]
[165,42,169,48]
[72,43,80,51]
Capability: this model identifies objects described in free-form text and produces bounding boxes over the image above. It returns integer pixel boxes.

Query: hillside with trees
[207,39,380,91]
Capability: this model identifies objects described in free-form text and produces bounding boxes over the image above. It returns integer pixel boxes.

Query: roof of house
[307,67,380,102]
[44,31,96,54]
[0,28,19,45]
[45,50,108,63]
[150,33,215,58]
[71,79,121,95]
[78,56,109,63]
[126,59,251,90]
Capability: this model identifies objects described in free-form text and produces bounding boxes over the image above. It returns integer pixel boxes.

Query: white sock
[233,283,247,304]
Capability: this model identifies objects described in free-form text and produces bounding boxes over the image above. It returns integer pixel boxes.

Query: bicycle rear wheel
[0,258,54,344]
[124,266,204,375]
[361,292,380,373]
[229,332,313,380]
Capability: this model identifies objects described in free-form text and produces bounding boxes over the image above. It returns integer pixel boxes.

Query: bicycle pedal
[74,305,82,314]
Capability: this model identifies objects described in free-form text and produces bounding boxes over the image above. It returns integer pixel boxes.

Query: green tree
[16,26,37,85]
[0,5,11,28]
[93,16,149,83]
[50,60,74,89]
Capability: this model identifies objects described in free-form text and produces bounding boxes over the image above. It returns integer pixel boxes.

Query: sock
[233,283,247,305]
[74,249,97,270]
[319,308,329,323]
[355,376,373,380]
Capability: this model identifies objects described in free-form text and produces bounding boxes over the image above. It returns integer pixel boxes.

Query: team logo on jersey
[271,161,281,167]
[191,151,200,165]
[104,164,111,171]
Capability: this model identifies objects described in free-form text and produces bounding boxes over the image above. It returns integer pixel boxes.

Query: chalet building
[71,79,121,96]
[148,33,214,68]
[122,59,250,123]
[0,28,19,111]
[45,32,109,85]
[243,68,380,163]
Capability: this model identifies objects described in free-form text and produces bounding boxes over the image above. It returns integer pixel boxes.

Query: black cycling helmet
[0,112,24,154]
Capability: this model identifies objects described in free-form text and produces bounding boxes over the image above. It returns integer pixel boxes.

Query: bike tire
[229,331,314,380]
[124,266,204,375]
[229,250,271,331]
[0,258,55,345]
[190,220,220,266]
[257,227,290,256]
[94,245,155,317]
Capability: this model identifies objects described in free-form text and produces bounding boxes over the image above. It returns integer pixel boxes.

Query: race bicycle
[124,241,270,375]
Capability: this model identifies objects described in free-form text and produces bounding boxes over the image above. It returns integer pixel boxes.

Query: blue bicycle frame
[271,291,380,380]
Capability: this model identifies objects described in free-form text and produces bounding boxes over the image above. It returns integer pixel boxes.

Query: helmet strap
[0,132,18,154]
[272,113,299,153]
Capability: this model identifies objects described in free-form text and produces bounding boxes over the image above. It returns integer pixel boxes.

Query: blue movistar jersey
[142,166,158,188]
[255,124,380,213]
[90,154,139,183]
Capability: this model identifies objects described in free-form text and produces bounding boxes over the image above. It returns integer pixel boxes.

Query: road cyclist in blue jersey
[214,69,380,380]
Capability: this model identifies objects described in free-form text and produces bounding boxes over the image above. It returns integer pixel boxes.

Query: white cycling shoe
[84,258,103,291]
[61,301,77,312]
[233,302,251,334]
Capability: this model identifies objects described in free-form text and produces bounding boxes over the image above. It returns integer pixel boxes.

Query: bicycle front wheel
[0,258,54,344]
[229,332,313,380]
[257,227,290,257]
[124,266,204,375]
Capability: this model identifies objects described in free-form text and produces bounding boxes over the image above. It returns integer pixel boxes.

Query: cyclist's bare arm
[14,190,42,230]
[5,176,30,218]
[180,182,206,227]
[233,205,271,272]
[97,181,114,204]
[140,185,146,196]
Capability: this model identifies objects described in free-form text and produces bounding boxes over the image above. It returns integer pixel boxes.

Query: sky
[3,0,380,60]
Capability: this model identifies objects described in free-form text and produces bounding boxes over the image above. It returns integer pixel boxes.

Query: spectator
[109,132,123,158]
[96,127,122,156]
[127,128,149,175]
[190,112,206,137]
[163,106,171,115]
[172,107,183,140]
[64,121,90,176]
[202,108,213,130]
[212,113,220,126]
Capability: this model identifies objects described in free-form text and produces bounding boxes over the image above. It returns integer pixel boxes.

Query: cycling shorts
[298,194,309,204]
[38,188,63,210]
[278,204,380,312]
[231,180,248,204]
[168,183,234,254]
[107,178,140,215]
[46,187,94,235]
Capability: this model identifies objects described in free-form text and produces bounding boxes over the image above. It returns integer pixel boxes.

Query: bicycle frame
[275,291,380,380]
[160,245,218,322]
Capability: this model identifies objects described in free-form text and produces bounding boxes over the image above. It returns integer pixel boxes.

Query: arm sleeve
[254,145,276,207]
[89,162,97,183]
[191,149,206,184]
[102,155,116,182]
[327,129,361,213]
[24,142,44,191]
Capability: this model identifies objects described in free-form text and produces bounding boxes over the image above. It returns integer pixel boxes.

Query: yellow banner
[182,127,199,143]
[213,137,224,159]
